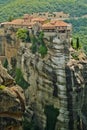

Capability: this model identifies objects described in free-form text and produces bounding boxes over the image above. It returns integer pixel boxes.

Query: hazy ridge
[0,0,87,22]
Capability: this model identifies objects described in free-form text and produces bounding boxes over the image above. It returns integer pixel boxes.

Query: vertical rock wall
[18,38,87,130]
[0,62,25,130]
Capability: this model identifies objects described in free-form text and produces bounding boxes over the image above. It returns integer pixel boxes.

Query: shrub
[16,28,30,42]
[0,85,6,90]
[31,43,37,54]
[38,45,48,57]
[8,16,14,22]
[30,32,48,57]
[71,37,81,50]
[3,58,8,68]
[38,31,44,42]
[71,53,79,60]
[15,68,29,89]
[76,37,80,50]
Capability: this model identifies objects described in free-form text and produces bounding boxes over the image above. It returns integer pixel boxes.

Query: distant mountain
[0,0,87,22]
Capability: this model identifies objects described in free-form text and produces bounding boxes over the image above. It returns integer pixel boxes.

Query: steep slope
[17,37,87,130]
[0,61,25,130]
[0,0,87,22]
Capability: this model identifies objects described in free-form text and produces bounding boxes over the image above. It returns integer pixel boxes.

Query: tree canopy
[16,28,30,42]
[0,0,87,22]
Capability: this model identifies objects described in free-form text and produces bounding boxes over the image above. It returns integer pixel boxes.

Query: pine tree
[76,37,80,49]
[3,58,8,68]
[71,39,73,48]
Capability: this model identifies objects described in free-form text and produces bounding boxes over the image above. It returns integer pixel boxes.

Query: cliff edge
[0,61,25,130]
[17,38,87,130]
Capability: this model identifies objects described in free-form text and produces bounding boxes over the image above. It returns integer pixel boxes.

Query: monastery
[1,14,72,40]
[0,13,72,63]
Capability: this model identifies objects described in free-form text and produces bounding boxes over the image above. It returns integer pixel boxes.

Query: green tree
[38,31,44,43]
[31,35,38,54]
[15,68,29,89]
[16,28,29,42]
[8,16,14,22]
[31,43,37,54]
[38,45,48,57]
[30,32,48,57]
[3,58,8,68]
[76,37,80,49]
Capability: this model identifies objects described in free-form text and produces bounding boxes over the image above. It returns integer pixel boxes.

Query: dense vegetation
[65,18,87,54]
[15,68,29,89]
[30,31,48,57]
[3,57,29,90]
[0,0,87,54]
[16,28,30,42]
[0,0,87,22]
[1,1,87,130]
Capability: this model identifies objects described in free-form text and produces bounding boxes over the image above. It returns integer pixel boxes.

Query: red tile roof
[42,22,55,29]
[55,21,68,27]
[1,16,71,31]
[2,19,36,27]
[42,20,69,29]
[11,19,24,25]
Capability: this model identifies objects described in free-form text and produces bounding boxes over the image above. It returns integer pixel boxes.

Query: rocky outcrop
[65,58,87,130]
[18,38,87,130]
[0,61,25,130]
[0,27,20,64]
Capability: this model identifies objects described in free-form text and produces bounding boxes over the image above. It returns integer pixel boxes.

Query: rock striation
[0,61,25,130]
[18,38,87,130]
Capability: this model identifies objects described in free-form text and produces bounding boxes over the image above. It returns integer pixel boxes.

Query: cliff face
[0,27,20,63]
[18,38,87,130]
[65,58,87,130]
[0,61,25,130]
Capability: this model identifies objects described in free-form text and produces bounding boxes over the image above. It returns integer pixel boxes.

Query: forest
[0,0,87,22]
[0,0,87,54]
[65,18,87,54]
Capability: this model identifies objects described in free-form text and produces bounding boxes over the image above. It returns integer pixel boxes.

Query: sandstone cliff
[17,38,87,130]
[0,61,25,130]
